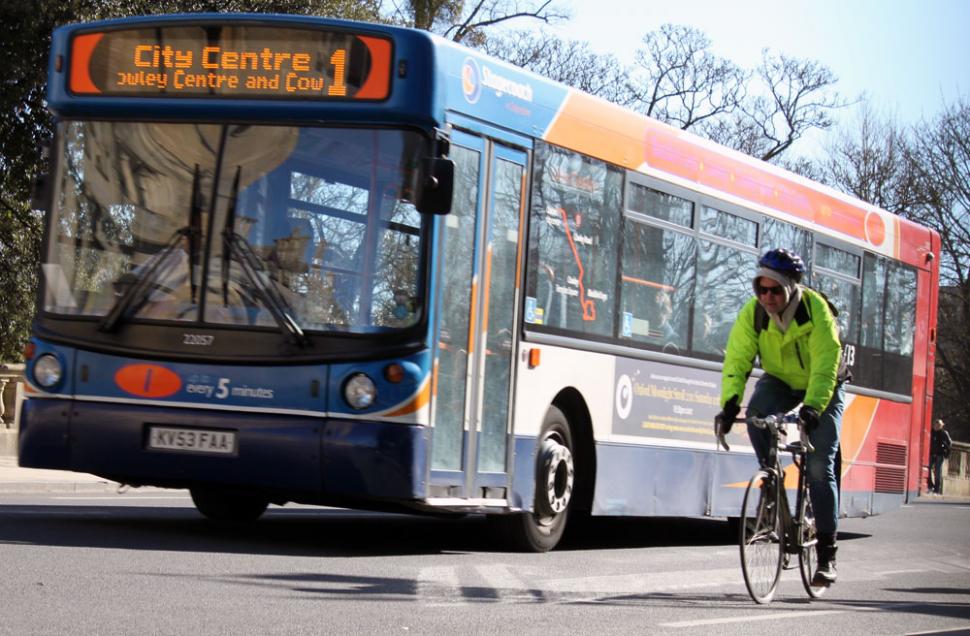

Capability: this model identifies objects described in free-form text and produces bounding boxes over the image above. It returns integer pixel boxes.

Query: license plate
[148,426,237,455]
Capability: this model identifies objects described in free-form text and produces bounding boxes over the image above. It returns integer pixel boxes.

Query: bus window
[619,216,695,354]
[45,122,429,335]
[525,142,621,337]
[628,182,693,228]
[815,243,861,278]
[812,273,862,346]
[885,263,916,357]
[860,254,887,351]
[700,206,758,246]
[762,218,811,258]
[812,243,862,346]
[882,262,917,394]
[694,241,758,357]
[856,253,916,395]
[432,143,480,471]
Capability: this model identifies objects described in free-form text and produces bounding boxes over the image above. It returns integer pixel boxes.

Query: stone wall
[0,364,25,456]
[943,441,970,498]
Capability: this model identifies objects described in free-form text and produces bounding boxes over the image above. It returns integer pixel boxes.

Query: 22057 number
[183,334,215,346]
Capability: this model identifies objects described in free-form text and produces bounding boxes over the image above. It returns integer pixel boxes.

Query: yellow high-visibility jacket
[720,288,842,413]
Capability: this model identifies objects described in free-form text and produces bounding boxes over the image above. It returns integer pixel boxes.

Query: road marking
[1,510,111,516]
[904,626,970,635]
[475,564,543,603]
[49,495,190,500]
[544,567,741,595]
[662,609,847,628]
[417,566,462,605]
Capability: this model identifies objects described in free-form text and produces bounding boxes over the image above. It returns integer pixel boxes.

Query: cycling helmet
[757,248,805,283]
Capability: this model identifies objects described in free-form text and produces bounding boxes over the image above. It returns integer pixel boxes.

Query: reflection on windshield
[44,121,427,335]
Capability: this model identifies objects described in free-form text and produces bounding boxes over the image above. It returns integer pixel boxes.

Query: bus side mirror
[416,157,454,215]
[31,172,50,212]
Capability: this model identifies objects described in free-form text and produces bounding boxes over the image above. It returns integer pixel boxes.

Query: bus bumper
[18,398,429,502]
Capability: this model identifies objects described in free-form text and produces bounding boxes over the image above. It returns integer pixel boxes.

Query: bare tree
[906,99,970,290]
[385,0,566,44]
[483,30,632,103]
[819,101,918,215]
[625,24,747,133]
[728,50,849,162]
[905,99,970,440]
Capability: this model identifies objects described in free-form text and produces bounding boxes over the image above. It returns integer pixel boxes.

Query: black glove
[799,405,820,432]
[715,395,741,436]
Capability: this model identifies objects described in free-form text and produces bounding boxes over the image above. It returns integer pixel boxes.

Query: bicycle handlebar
[716,411,815,454]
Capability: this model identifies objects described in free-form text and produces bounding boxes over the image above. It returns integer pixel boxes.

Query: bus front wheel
[497,406,575,552]
[190,487,269,523]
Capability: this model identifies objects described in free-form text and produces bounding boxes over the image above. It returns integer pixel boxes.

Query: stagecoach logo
[461,56,535,105]
[615,374,633,420]
[461,57,482,104]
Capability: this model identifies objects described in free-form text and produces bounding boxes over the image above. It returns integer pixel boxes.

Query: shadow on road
[0,502,749,556]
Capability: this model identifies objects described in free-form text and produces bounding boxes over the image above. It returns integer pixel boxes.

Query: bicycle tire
[739,469,784,604]
[798,492,828,598]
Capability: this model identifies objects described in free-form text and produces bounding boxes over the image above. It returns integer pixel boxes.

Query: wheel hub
[539,437,574,515]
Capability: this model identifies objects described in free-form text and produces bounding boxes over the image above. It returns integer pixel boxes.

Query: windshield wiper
[99,167,204,332]
[99,228,191,332]
[187,164,203,304]
[221,166,308,347]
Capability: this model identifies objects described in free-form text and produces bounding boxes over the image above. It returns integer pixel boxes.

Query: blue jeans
[929,455,945,494]
[746,374,845,535]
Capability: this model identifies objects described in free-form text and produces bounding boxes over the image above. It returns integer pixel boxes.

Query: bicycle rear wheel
[739,469,784,604]
[798,492,828,598]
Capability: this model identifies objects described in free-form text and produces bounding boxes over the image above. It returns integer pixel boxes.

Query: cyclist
[716,248,845,585]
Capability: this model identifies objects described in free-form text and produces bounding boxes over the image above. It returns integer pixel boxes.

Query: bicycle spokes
[740,470,783,604]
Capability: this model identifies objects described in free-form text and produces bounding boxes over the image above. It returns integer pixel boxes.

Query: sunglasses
[757,284,785,297]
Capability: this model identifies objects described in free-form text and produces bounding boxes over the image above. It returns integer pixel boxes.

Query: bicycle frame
[737,412,826,603]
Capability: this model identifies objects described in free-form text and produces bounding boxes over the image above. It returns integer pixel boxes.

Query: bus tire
[190,487,269,523]
[497,405,575,552]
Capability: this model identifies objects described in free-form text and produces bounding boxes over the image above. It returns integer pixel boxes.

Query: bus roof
[433,38,938,269]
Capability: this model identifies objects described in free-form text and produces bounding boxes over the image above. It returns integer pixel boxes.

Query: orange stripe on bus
[481,243,493,337]
[466,277,478,355]
[621,275,675,292]
[545,91,905,259]
[840,395,879,470]
[385,379,431,417]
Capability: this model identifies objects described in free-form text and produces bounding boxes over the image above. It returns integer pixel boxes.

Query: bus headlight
[33,354,63,389]
[344,373,376,410]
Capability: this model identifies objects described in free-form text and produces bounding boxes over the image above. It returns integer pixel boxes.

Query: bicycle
[716,411,828,604]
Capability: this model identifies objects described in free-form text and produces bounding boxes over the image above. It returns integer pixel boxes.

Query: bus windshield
[43,121,427,335]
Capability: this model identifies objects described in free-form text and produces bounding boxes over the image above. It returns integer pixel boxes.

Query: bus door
[429,129,528,502]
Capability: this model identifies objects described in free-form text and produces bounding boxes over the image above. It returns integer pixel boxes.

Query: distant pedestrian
[928,419,952,495]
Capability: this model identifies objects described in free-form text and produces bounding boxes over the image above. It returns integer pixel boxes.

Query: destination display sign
[68,24,392,100]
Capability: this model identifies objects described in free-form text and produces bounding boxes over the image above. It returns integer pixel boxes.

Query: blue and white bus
[21,13,940,551]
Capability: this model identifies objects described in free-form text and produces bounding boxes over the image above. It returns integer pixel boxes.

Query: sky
[549,0,969,128]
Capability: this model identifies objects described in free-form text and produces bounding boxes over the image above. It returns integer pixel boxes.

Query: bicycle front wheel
[798,492,827,598]
[739,469,784,604]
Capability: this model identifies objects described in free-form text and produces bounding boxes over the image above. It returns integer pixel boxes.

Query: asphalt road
[0,492,967,635]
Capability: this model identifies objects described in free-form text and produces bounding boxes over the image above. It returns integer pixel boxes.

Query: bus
[21,13,940,551]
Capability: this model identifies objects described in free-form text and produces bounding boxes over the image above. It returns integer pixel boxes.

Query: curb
[0,480,126,495]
